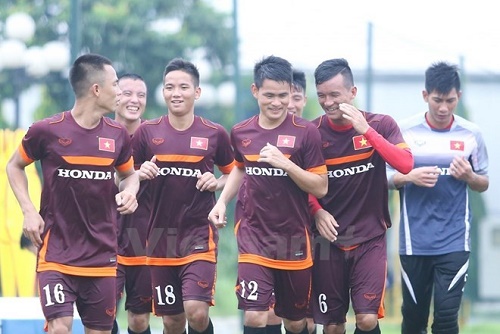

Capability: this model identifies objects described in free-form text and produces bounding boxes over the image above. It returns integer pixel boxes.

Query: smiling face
[287,85,307,117]
[163,70,200,117]
[116,77,147,124]
[252,79,291,128]
[316,73,357,126]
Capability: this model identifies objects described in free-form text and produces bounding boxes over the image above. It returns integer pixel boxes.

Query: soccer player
[268,68,316,334]
[208,55,328,334]
[286,69,308,118]
[309,58,413,334]
[112,73,152,334]
[6,53,139,334]
[132,58,235,334]
[387,62,489,334]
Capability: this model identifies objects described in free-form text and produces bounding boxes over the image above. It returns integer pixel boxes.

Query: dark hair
[163,58,200,87]
[314,58,354,88]
[119,73,145,82]
[425,62,461,95]
[292,69,306,93]
[253,55,292,89]
[69,53,113,98]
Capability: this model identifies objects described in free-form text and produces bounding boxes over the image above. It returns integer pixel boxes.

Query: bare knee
[355,313,379,331]
[128,311,150,332]
[162,313,186,333]
[48,316,72,334]
[282,318,306,333]
[323,323,346,334]
[244,310,268,328]
[184,300,210,331]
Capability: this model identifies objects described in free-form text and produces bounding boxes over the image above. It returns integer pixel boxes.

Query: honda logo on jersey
[450,140,464,151]
[352,135,372,150]
[277,135,295,148]
[190,137,208,150]
[99,137,115,152]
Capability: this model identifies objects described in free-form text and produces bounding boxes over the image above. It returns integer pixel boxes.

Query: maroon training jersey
[117,121,151,266]
[233,113,327,270]
[116,181,151,265]
[19,111,134,277]
[132,115,235,265]
[312,112,406,248]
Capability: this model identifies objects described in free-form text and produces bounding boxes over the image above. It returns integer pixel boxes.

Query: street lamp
[0,12,69,130]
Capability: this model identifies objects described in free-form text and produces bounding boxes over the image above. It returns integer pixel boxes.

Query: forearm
[364,127,413,174]
[390,171,411,189]
[284,162,328,198]
[6,164,37,215]
[215,174,229,191]
[467,173,489,192]
[118,172,139,195]
[217,167,244,205]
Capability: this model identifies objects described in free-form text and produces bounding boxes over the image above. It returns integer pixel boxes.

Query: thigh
[75,276,116,331]
[236,263,274,312]
[433,252,469,309]
[180,260,216,305]
[150,265,184,316]
[38,271,77,321]
[124,265,153,313]
[400,254,434,306]
[273,267,312,321]
[350,234,387,317]
[311,239,349,325]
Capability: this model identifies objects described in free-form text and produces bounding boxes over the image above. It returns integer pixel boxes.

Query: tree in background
[0,0,242,306]
[0,0,236,128]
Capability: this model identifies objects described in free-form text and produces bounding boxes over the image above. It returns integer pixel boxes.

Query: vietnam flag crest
[450,140,464,151]
[98,137,115,152]
[352,135,372,150]
[277,135,296,148]
[190,137,209,150]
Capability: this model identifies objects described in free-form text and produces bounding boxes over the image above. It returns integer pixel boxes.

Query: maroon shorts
[311,233,387,325]
[237,262,311,321]
[150,261,216,316]
[37,271,116,331]
[116,264,152,314]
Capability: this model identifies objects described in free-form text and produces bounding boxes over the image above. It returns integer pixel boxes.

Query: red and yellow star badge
[277,135,296,148]
[352,135,372,150]
[98,137,115,152]
[450,140,464,151]
[190,137,209,150]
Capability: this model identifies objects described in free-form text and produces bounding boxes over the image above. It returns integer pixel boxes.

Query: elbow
[397,156,414,175]
[399,164,413,175]
[314,183,328,199]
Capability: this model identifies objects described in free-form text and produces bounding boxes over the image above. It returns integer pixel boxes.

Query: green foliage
[1,0,235,123]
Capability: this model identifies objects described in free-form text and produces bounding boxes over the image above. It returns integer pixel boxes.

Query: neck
[116,118,141,135]
[168,113,194,131]
[70,103,104,129]
[258,112,287,130]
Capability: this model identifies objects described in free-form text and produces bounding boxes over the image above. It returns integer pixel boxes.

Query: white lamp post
[0,12,69,129]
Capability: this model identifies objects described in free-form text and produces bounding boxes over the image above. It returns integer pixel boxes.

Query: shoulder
[232,116,257,132]
[311,115,326,128]
[365,111,397,124]
[103,117,126,130]
[142,116,164,126]
[397,112,426,131]
[27,111,66,134]
[136,116,164,133]
[197,116,227,132]
[453,114,483,134]
[291,115,313,128]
